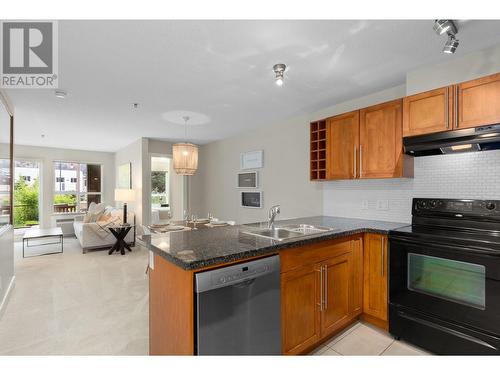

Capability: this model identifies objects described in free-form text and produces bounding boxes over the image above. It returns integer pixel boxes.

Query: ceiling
[6,20,500,152]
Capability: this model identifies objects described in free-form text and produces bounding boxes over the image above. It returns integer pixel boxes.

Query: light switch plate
[361,200,369,210]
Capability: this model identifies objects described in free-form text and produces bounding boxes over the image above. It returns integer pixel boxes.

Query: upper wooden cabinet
[403,86,453,137]
[327,111,359,180]
[359,99,406,179]
[457,72,500,130]
[310,120,328,181]
[315,100,411,181]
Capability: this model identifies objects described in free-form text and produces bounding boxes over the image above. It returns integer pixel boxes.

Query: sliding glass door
[13,160,41,228]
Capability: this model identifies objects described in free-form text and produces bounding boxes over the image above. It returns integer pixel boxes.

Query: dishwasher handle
[196,255,280,293]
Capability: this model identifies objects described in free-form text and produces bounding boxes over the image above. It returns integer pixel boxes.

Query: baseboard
[361,313,389,331]
[0,276,15,320]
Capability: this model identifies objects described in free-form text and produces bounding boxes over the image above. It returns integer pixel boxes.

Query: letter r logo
[2,22,53,74]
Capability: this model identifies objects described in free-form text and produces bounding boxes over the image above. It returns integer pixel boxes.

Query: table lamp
[115,188,135,224]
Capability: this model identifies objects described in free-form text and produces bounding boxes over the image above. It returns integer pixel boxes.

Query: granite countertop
[138,216,407,271]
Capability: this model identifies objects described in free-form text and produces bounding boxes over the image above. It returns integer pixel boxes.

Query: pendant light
[172,116,199,175]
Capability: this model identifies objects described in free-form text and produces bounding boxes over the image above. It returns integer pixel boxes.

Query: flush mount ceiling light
[443,34,460,54]
[433,20,457,35]
[172,116,199,176]
[54,89,67,99]
[273,63,286,86]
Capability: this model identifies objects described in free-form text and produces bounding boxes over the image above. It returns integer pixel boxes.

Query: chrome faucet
[268,205,281,229]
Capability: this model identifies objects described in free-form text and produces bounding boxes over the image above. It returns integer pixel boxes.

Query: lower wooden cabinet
[363,233,388,328]
[320,253,352,338]
[281,263,321,355]
[280,237,362,355]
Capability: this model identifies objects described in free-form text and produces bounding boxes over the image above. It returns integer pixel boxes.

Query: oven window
[408,253,486,310]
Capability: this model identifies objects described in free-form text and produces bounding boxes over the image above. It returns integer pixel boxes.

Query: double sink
[242,224,334,241]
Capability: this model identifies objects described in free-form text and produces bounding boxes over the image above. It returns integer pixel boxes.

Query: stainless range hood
[404,124,500,156]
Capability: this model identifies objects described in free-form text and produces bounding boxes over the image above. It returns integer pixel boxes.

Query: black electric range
[389,198,500,355]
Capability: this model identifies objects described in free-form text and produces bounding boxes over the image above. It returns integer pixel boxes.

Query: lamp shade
[172,142,198,175]
[115,188,135,202]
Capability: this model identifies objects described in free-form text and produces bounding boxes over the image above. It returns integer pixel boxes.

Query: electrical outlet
[377,199,389,211]
[149,251,154,270]
[361,200,369,210]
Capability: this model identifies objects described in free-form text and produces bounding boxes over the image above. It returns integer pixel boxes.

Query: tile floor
[311,322,430,356]
[0,237,149,355]
[0,236,429,356]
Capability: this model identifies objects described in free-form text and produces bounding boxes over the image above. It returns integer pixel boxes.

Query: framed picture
[237,171,258,188]
[241,191,263,209]
[118,162,132,189]
[240,150,263,170]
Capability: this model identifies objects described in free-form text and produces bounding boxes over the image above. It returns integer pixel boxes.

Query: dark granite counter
[138,216,407,271]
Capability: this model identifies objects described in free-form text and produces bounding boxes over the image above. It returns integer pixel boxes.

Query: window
[54,162,102,213]
[408,253,486,310]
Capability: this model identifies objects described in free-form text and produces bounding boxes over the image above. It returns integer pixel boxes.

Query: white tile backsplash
[323,149,500,223]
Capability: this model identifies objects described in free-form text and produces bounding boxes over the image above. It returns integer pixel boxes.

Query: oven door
[390,237,500,335]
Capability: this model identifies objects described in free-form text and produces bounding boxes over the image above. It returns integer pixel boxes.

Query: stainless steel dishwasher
[195,255,281,355]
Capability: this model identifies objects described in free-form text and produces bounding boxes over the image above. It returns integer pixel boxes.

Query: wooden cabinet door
[320,253,351,338]
[456,72,500,129]
[363,234,388,323]
[350,237,363,316]
[359,99,403,179]
[281,263,321,355]
[403,86,453,136]
[327,111,359,180]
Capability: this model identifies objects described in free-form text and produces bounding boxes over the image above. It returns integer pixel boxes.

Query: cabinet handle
[353,145,357,178]
[455,85,459,128]
[381,237,385,276]
[323,265,328,310]
[317,268,323,311]
[359,145,363,178]
[445,88,449,129]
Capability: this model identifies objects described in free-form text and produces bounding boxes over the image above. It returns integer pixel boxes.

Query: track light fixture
[273,63,286,86]
[433,20,457,36]
[443,34,460,54]
[433,20,459,54]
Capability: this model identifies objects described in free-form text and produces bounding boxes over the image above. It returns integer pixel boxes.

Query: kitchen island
[140,216,406,355]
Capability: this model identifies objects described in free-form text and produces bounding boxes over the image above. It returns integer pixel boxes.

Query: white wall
[189,85,405,224]
[189,114,324,224]
[115,138,187,227]
[191,43,500,225]
[406,43,500,95]
[323,42,500,223]
[13,144,115,229]
[115,138,147,227]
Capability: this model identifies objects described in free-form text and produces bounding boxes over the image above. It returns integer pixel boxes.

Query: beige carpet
[0,236,149,355]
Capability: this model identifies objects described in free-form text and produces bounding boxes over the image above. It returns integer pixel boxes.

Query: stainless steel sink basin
[242,224,334,241]
[242,228,304,241]
[279,224,333,235]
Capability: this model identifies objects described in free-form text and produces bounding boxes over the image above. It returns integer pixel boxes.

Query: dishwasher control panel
[195,255,280,292]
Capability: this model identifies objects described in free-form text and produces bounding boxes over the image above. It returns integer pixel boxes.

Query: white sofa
[73,207,135,253]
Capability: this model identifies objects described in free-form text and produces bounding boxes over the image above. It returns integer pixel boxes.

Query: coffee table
[23,227,64,258]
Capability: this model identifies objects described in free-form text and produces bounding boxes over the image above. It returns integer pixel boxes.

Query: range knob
[430,200,437,208]
[486,202,496,211]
